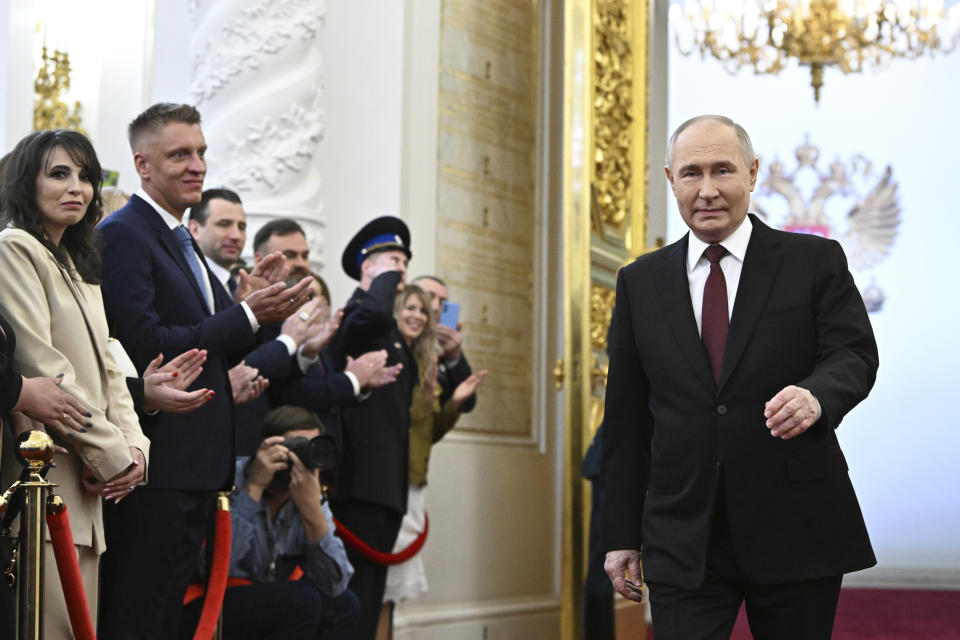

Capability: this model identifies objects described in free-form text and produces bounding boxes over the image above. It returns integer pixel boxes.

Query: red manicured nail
[172,371,179,377]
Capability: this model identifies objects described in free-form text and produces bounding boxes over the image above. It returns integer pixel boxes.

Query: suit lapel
[654,236,716,392]
[53,259,109,388]
[717,215,782,392]
[132,196,211,315]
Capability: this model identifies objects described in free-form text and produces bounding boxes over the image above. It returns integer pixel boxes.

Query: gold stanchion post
[5,431,57,640]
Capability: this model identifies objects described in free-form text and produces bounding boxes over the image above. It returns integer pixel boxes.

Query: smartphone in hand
[439,301,460,329]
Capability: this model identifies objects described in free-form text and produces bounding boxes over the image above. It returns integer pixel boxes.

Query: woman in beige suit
[0,130,149,638]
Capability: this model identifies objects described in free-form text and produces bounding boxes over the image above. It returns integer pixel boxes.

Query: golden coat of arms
[750,138,901,312]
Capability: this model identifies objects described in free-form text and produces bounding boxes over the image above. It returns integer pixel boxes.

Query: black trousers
[99,489,213,640]
[178,581,360,640]
[331,500,402,640]
[648,492,842,640]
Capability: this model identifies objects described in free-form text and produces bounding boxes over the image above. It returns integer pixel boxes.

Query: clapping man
[98,103,312,639]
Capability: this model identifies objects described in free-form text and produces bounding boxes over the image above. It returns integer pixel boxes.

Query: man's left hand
[300,308,343,359]
[234,252,289,301]
[764,385,821,439]
[435,324,462,362]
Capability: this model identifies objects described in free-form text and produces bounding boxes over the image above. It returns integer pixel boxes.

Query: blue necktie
[173,225,212,312]
[228,276,238,300]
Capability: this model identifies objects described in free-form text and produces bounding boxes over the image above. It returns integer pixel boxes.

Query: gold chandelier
[669,0,960,102]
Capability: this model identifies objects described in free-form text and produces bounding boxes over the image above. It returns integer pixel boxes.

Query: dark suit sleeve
[797,240,879,430]
[598,270,652,553]
[100,218,256,373]
[124,376,146,413]
[242,339,294,381]
[438,353,477,413]
[275,362,357,414]
[0,316,23,415]
[338,271,402,357]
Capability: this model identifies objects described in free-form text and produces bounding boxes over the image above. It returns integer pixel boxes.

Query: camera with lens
[269,434,339,491]
[281,434,339,472]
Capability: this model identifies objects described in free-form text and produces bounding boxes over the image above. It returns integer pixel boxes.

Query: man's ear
[664,165,677,193]
[748,157,760,191]
[187,219,202,240]
[133,151,150,180]
[253,251,263,265]
[359,255,373,278]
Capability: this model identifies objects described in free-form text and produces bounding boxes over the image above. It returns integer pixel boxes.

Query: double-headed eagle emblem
[751,139,901,312]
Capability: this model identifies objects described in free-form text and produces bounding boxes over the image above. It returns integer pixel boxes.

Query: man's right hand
[435,324,463,362]
[244,278,314,326]
[366,261,399,283]
[604,549,644,603]
[246,435,288,503]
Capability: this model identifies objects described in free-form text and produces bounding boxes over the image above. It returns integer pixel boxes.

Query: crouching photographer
[179,406,359,640]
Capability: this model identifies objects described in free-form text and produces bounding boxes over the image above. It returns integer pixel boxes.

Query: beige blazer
[0,228,149,554]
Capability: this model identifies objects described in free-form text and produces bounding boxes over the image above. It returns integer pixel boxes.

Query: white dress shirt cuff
[344,370,365,399]
[240,301,260,333]
[276,334,297,357]
[296,345,318,374]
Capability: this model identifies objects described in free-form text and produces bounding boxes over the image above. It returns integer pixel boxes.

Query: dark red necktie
[701,245,728,383]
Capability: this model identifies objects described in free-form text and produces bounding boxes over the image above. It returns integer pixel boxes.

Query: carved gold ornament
[670,0,960,103]
[34,46,85,134]
[593,0,634,232]
[590,284,617,351]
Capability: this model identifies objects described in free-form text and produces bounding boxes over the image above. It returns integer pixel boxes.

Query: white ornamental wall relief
[188,0,328,269]
[751,138,901,312]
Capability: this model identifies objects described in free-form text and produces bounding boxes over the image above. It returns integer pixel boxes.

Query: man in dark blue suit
[97,103,313,639]
[600,115,878,640]
[189,196,335,455]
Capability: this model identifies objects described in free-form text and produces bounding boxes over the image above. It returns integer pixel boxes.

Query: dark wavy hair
[0,130,104,283]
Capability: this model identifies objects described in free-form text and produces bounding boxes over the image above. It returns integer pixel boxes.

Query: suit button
[716,405,727,415]
[715,461,721,470]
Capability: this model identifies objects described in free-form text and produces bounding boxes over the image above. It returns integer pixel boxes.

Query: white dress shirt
[686,214,753,335]
[137,189,260,331]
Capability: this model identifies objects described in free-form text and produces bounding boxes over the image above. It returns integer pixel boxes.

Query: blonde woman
[383,286,485,607]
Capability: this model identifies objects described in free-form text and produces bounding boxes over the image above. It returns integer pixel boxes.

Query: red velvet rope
[192,507,232,640]
[333,514,429,565]
[46,507,96,640]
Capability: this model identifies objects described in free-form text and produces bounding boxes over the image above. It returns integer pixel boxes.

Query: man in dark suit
[326,216,416,640]
[97,103,312,639]
[190,198,338,455]
[600,115,878,640]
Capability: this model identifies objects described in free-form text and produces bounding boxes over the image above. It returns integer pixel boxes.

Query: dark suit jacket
[235,324,358,457]
[0,313,22,416]
[599,215,878,590]
[438,353,476,413]
[327,271,417,515]
[100,195,257,490]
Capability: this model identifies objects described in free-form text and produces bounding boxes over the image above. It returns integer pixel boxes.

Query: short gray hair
[665,115,755,170]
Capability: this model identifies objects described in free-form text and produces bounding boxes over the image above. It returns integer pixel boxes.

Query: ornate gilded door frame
[561,0,650,638]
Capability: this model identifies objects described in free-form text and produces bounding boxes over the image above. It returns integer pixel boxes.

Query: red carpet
[727,588,960,639]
